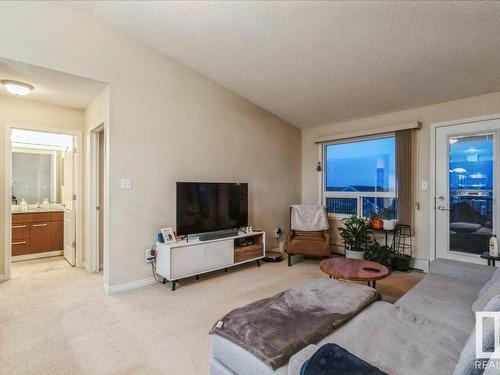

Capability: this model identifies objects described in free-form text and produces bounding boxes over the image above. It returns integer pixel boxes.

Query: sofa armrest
[430,258,495,285]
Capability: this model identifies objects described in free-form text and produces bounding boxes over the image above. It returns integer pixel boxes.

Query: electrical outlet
[145,248,155,264]
[273,228,282,239]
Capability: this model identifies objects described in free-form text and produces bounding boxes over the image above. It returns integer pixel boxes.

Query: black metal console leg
[224,268,228,272]
[171,281,177,291]
[256,259,260,267]
[162,278,166,284]
[196,275,199,280]
[288,255,292,266]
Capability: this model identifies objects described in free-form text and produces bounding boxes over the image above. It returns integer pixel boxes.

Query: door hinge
[72,194,77,201]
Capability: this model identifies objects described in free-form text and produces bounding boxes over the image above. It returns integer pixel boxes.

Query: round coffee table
[319,258,389,289]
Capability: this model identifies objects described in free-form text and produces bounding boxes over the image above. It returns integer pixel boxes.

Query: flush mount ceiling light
[1,80,34,96]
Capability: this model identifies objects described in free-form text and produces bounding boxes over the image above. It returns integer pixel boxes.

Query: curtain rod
[313,121,421,144]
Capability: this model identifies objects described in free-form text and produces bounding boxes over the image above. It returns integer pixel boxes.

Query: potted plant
[390,225,412,271]
[381,208,396,230]
[369,211,384,230]
[364,238,392,266]
[339,215,371,259]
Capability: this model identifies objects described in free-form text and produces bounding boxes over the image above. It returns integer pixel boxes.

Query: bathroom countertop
[12,208,65,214]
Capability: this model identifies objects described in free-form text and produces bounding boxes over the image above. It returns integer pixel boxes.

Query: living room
[1,2,500,375]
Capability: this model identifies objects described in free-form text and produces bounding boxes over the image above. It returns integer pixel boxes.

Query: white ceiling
[65,1,500,127]
[0,57,107,109]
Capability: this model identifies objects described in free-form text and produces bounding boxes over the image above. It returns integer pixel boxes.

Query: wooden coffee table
[319,258,389,288]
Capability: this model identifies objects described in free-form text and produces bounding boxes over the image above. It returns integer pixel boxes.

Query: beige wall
[0,95,84,276]
[302,91,500,262]
[0,3,301,287]
[83,88,109,273]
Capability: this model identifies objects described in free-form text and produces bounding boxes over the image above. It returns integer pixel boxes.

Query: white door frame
[4,122,83,279]
[89,122,105,273]
[429,113,500,262]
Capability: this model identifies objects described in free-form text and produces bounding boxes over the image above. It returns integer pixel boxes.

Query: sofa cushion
[453,296,500,375]
[472,276,500,314]
[477,267,500,297]
[396,273,482,333]
[306,302,468,375]
[210,334,287,375]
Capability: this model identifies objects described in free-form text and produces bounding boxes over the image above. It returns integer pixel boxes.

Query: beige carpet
[0,256,423,375]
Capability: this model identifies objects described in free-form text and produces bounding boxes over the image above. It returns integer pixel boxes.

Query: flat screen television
[176,182,248,236]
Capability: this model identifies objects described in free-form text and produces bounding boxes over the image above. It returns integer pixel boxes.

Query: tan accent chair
[286,207,331,266]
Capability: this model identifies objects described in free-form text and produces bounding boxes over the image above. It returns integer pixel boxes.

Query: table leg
[493,260,496,267]
[488,259,492,266]
[372,280,376,289]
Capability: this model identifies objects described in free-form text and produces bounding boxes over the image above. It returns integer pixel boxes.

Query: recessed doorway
[5,126,83,275]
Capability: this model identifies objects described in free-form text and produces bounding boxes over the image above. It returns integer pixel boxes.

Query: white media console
[156,230,265,290]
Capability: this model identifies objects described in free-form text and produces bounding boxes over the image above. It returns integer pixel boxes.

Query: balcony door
[435,119,500,263]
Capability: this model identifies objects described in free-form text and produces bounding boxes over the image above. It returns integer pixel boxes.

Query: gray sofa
[209,258,500,375]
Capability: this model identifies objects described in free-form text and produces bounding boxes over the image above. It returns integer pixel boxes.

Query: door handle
[438,205,450,211]
[33,223,48,227]
[12,241,27,245]
[12,225,26,229]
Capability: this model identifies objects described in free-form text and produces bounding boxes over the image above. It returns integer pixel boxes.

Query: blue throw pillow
[300,343,388,375]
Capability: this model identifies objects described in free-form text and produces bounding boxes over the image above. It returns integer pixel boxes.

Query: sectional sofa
[210,258,500,375]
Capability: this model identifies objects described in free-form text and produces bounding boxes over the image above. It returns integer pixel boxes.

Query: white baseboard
[12,250,63,262]
[411,257,430,273]
[104,277,156,295]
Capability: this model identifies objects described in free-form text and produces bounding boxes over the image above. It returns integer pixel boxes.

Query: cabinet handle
[12,241,27,245]
[12,225,26,229]
[33,223,48,227]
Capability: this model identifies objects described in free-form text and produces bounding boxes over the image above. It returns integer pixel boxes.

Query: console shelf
[156,231,265,290]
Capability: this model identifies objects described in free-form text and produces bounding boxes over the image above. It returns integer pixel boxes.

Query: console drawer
[12,239,31,256]
[12,224,30,240]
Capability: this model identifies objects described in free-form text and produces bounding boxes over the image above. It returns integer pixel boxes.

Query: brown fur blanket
[210,278,381,369]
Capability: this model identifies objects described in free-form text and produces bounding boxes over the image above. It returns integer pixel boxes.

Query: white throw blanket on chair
[291,205,329,231]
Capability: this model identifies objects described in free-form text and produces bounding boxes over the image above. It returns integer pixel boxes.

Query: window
[323,136,397,218]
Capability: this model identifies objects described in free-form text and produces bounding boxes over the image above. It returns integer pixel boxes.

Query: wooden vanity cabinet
[12,212,64,256]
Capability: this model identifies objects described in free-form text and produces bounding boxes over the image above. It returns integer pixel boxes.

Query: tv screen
[176,182,248,236]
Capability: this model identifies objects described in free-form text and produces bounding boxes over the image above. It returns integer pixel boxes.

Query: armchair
[286,205,331,266]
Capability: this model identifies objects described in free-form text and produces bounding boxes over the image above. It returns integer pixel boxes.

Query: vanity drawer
[12,239,31,256]
[12,224,30,240]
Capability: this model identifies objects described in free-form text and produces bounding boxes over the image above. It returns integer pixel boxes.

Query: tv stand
[156,230,265,291]
[199,229,239,241]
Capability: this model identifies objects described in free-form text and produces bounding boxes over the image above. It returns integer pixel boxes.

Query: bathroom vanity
[12,210,64,260]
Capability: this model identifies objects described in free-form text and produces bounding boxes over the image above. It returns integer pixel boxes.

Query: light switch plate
[120,178,132,190]
[421,181,428,190]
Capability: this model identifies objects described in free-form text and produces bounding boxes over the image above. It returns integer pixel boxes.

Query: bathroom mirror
[12,148,63,205]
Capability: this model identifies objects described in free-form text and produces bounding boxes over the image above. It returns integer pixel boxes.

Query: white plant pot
[383,219,396,230]
[345,249,365,259]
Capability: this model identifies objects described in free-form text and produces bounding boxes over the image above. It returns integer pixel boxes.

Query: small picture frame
[161,227,176,244]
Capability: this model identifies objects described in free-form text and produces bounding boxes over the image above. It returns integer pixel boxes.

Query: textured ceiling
[0,57,106,109]
[64,1,500,127]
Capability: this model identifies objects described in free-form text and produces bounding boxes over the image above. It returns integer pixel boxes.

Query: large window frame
[321,134,397,219]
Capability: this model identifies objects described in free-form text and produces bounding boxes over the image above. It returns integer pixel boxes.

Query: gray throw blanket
[210,278,381,370]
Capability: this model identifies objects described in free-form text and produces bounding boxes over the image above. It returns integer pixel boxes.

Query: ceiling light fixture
[1,80,34,96]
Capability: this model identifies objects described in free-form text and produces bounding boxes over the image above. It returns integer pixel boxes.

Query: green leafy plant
[364,239,392,266]
[380,208,396,220]
[369,211,382,220]
[338,215,371,251]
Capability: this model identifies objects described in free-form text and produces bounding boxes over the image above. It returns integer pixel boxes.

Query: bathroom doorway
[5,125,83,276]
